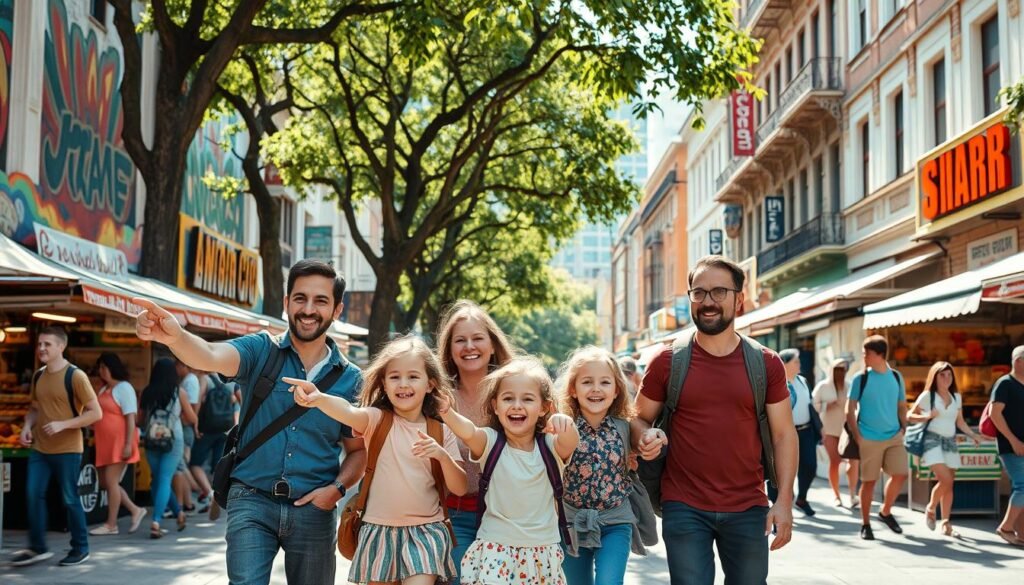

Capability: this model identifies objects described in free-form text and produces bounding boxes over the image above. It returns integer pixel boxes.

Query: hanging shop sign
[34,223,128,281]
[765,196,784,243]
[724,205,743,239]
[966,229,1018,271]
[304,226,333,261]
[177,214,262,311]
[730,90,755,157]
[709,229,723,255]
[916,111,1023,236]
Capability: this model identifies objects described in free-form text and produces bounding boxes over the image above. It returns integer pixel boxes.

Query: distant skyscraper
[611,102,649,186]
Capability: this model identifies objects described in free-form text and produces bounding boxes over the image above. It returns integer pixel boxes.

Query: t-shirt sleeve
[443,425,463,463]
[763,350,789,405]
[72,369,97,409]
[992,378,1010,404]
[182,374,201,405]
[638,349,672,403]
[225,332,268,389]
[112,382,138,415]
[470,427,499,465]
[849,373,864,401]
[355,407,383,443]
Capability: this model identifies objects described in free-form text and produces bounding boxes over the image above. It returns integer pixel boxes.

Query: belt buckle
[272,480,291,498]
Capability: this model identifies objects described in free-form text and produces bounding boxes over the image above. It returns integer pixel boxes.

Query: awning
[333,321,368,337]
[980,256,1024,302]
[734,290,817,333]
[863,251,1024,329]
[0,233,81,280]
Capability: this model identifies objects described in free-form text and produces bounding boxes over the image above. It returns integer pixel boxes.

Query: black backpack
[198,374,236,434]
[636,329,775,516]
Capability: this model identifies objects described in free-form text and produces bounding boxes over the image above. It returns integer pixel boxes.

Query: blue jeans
[27,451,88,555]
[147,441,184,521]
[662,501,769,585]
[1001,454,1024,508]
[225,482,339,585]
[563,522,633,585]
[448,506,480,580]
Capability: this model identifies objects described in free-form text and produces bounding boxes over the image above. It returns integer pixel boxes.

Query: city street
[3,485,1023,584]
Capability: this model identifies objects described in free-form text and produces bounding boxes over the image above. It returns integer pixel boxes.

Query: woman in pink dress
[89,353,147,535]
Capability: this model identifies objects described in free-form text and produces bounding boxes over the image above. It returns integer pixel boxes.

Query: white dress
[918,391,962,469]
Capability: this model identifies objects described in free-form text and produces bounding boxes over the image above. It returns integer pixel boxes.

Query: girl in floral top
[556,346,666,585]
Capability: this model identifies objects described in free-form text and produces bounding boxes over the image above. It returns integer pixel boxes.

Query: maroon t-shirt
[640,339,788,512]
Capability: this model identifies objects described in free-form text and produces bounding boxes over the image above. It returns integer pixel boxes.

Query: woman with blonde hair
[434,300,516,575]
[813,358,859,508]
[907,361,983,537]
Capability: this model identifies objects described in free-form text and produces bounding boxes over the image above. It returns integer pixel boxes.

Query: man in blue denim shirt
[133,260,366,585]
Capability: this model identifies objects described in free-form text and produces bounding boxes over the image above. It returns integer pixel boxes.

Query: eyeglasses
[687,287,740,303]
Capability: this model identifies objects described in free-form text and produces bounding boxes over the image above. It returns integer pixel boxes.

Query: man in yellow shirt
[10,326,102,567]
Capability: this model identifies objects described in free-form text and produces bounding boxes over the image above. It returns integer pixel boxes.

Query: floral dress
[563,416,630,511]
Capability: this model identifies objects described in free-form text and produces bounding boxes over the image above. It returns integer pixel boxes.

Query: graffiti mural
[30,0,139,267]
[0,0,13,166]
[181,116,247,243]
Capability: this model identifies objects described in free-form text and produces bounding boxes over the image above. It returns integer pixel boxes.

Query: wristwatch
[332,480,346,497]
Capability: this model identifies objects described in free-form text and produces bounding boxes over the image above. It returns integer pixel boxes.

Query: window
[830,143,841,211]
[860,121,870,198]
[765,73,773,114]
[91,0,107,24]
[786,47,794,83]
[800,169,809,225]
[279,197,296,268]
[933,59,947,146]
[755,205,762,251]
[828,0,837,57]
[798,29,806,67]
[893,90,904,177]
[775,62,782,104]
[812,11,821,59]
[981,16,1001,117]
[814,156,825,215]
[857,0,868,49]
[787,178,795,231]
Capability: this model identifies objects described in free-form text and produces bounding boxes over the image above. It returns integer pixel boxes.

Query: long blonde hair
[435,300,516,383]
[479,356,557,434]
[360,334,455,421]
[556,346,635,421]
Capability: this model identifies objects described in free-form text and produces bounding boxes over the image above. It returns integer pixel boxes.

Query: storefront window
[933,59,947,146]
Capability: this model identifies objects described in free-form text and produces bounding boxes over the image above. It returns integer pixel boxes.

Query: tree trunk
[420,303,442,342]
[139,146,189,283]
[254,195,283,318]
[367,271,405,356]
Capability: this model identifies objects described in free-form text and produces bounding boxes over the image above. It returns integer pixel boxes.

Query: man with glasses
[635,255,798,585]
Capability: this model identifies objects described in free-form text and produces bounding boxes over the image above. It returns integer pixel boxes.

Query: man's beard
[289,314,333,342]
[694,308,732,335]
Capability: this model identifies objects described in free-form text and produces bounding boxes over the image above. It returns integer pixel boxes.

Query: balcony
[757,58,843,147]
[756,213,845,279]
[742,0,790,39]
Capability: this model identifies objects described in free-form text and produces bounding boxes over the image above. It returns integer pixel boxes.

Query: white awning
[333,321,369,337]
[0,233,81,280]
[863,251,1024,329]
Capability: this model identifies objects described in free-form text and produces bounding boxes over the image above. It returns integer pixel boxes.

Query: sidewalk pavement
[2,485,1023,584]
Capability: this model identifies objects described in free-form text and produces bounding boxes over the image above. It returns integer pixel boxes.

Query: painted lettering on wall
[26,0,139,267]
[919,121,1018,224]
[0,0,13,166]
[189,226,260,307]
[181,117,247,243]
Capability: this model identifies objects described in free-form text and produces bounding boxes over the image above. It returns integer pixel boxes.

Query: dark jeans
[225,482,338,585]
[27,451,88,555]
[768,426,818,503]
[662,501,768,585]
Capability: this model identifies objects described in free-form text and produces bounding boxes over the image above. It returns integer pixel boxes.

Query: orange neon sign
[919,121,1016,223]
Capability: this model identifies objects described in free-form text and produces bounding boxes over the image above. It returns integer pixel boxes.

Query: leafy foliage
[1001,77,1024,132]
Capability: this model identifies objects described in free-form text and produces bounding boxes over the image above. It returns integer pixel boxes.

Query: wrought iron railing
[756,213,844,274]
[756,58,843,145]
[716,156,747,195]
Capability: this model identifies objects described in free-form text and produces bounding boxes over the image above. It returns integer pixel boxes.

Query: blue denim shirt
[227,331,361,497]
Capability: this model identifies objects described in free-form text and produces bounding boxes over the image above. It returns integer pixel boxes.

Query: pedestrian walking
[769,348,819,516]
[846,335,909,541]
[634,255,797,585]
[990,345,1024,546]
[189,372,235,522]
[813,358,859,509]
[435,299,516,575]
[9,326,102,567]
[906,362,983,538]
[173,359,201,515]
[140,357,193,538]
[288,334,467,585]
[133,259,366,585]
[438,356,579,585]
[556,346,662,585]
[618,356,642,401]
[89,352,147,536]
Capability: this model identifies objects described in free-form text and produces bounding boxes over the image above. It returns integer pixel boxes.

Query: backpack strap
[63,365,80,419]
[536,433,572,547]
[739,335,777,487]
[611,416,632,472]
[427,418,454,540]
[476,431,506,528]
[351,409,394,518]
[662,329,696,436]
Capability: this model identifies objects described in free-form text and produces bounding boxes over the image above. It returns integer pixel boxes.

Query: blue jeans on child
[1001,454,1024,507]
[448,506,480,578]
[662,501,769,585]
[562,522,633,585]
[27,451,88,556]
[146,440,184,520]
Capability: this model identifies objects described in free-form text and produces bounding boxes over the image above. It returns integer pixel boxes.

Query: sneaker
[860,524,875,540]
[878,512,903,534]
[9,549,54,567]
[183,504,197,516]
[58,551,89,566]
[795,500,816,516]
[89,524,119,535]
[196,501,210,514]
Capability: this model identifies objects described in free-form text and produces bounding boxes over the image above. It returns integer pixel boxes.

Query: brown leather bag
[337,411,455,559]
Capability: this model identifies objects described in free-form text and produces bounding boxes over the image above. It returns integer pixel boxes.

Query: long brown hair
[479,356,556,434]
[556,346,636,421]
[923,361,958,396]
[435,300,516,382]
[359,334,455,421]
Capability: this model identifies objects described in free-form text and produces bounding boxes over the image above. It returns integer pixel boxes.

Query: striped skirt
[349,520,457,583]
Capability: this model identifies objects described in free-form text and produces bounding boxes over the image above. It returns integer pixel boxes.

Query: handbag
[338,413,456,559]
[838,421,860,459]
[979,402,998,438]
[903,391,936,457]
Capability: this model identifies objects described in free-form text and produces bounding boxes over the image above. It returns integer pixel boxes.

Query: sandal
[129,509,148,534]
[996,528,1024,546]
[149,523,166,539]
[850,495,860,510]
[924,508,936,531]
[89,524,119,536]
[941,521,960,538]
[177,512,187,532]
[833,497,844,507]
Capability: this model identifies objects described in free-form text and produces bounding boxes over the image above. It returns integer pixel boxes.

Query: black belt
[239,480,295,500]
[795,423,812,431]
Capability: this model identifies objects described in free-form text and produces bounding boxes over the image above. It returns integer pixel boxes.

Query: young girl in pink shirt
[286,335,468,585]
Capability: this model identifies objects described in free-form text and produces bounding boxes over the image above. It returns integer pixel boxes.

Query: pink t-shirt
[359,407,463,526]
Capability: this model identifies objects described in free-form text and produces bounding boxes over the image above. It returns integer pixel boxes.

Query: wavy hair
[435,300,516,383]
[923,361,958,396]
[556,345,635,421]
[479,356,557,434]
[359,334,455,421]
